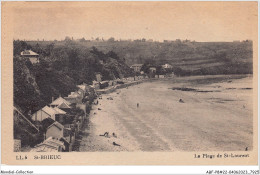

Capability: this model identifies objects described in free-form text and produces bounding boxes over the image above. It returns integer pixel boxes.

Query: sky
[12,1,258,42]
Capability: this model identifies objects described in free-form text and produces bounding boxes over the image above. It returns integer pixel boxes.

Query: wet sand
[79,75,253,152]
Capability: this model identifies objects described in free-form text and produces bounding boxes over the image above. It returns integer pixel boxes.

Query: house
[159,75,165,78]
[162,63,173,69]
[50,97,71,110]
[32,106,58,121]
[57,102,71,111]
[21,50,39,64]
[130,64,143,72]
[46,121,65,139]
[30,137,65,152]
[149,67,156,73]
[64,97,78,105]
[64,91,82,104]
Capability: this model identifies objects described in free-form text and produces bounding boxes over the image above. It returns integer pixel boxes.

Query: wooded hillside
[13,39,253,115]
[13,40,134,115]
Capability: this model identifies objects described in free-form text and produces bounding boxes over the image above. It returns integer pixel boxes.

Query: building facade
[130,64,143,72]
[162,63,173,69]
[46,121,64,139]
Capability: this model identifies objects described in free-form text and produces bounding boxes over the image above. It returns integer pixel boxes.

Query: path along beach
[79,75,253,152]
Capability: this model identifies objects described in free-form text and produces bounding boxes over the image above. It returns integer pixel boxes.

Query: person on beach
[137,103,139,108]
[112,132,117,138]
[179,99,184,103]
[99,132,109,137]
[113,142,120,146]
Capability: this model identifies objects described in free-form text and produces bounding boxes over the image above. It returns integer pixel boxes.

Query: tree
[106,51,119,60]
[79,37,86,42]
[13,40,32,56]
[141,59,156,74]
[33,43,43,54]
[156,65,165,75]
[68,48,80,70]
[108,37,115,42]
[45,43,55,56]
[64,36,71,41]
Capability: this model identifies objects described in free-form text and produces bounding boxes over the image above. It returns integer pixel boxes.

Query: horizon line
[13,37,252,43]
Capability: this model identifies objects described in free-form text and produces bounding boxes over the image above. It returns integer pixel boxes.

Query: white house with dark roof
[21,50,39,64]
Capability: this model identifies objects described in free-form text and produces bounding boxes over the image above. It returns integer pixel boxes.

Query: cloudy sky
[12,1,257,42]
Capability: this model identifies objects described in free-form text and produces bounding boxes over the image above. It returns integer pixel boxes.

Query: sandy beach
[79,75,253,152]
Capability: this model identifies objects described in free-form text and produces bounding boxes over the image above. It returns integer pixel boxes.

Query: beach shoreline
[79,74,253,152]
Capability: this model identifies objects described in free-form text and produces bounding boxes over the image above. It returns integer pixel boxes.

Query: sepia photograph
[1,1,258,166]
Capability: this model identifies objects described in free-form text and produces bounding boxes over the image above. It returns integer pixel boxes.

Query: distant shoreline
[95,74,252,95]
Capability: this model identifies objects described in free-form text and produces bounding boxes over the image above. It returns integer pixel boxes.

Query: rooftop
[53,107,66,114]
[50,97,71,106]
[42,106,57,116]
[30,137,65,152]
[57,102,71,109]
[47,121,64,130]
[21,50,39,56]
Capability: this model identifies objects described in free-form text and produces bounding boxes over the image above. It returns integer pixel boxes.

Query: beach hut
[30,137,65,152]
[50,97,71,108]
[32,106,58,121]
[46,121,65,140]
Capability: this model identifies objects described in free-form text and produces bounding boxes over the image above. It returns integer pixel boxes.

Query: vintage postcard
[1,1,258,165]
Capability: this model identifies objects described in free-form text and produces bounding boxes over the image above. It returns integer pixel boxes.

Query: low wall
[96,80,147,95]
[95,76,173,96]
